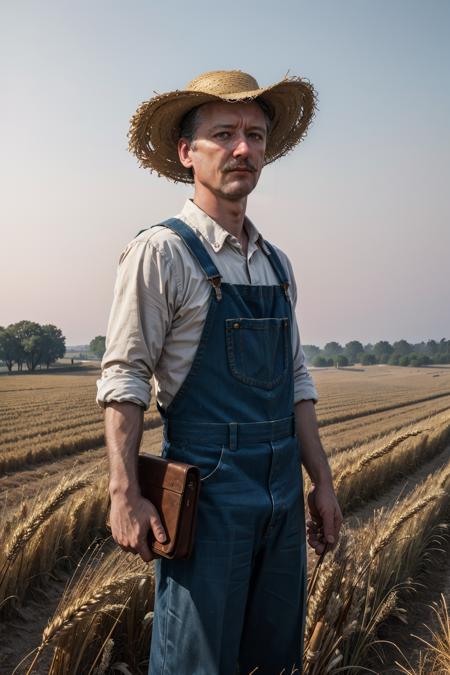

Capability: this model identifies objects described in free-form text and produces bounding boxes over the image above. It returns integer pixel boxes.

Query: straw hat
[128,69,318,183]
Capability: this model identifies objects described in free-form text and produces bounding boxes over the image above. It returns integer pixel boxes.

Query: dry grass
[1,366,450,673]
[0,372,158,474]
[395,594,450,674]
[0,469,110,619]
[19,460,449,674]
[303,461,450,673]
[23,543,154,675]
[329,409,450,513]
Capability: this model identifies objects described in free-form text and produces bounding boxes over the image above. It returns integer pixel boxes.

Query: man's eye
[215,131,231,139]
[250,133,264,140]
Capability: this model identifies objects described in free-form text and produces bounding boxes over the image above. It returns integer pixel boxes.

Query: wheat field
[0,364,449,674]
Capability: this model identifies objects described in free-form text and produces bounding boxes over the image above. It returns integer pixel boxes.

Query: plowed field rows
[0,364,449,674]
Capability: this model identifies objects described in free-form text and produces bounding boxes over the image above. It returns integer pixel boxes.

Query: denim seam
[200,444,226,483]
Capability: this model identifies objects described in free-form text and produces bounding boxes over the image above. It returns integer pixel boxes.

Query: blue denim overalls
[148,219,307,675]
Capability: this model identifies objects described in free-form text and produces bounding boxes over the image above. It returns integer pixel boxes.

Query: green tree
[334,355,349,368]
[399,355,410,366]
[426,339,439,356]
[312,355,329,367]
[90,336,106,359]
[373,341,393,362]
[0,326,21,371]
[344,341,364,363]
[361,353,377,365]
[439,338,450,357]
[11,320,43,371]
[393,340,413,356]
[323,341,343,356]
[41,325,66,368]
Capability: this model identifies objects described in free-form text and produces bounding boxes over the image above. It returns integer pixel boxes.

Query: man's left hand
[306,482,343,556]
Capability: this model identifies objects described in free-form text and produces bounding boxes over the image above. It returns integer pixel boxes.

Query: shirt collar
[179,198,269,256]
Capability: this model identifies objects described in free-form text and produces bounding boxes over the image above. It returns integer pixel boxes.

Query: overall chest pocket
[225,317,290,389]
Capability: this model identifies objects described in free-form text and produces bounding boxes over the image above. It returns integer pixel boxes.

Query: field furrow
[1,365,450,673]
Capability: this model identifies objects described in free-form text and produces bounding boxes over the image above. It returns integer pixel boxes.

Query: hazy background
[1,0,449,347]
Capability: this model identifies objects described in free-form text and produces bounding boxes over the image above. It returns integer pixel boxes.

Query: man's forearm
[294,399,333,486]
[104,401,145,498]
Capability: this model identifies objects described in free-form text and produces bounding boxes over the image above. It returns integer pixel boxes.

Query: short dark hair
[179,98,273,145]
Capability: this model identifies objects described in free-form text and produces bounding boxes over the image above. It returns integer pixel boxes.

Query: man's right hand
[109,493,167,563]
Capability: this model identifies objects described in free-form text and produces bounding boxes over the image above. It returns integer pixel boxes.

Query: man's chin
[221,175,258,199]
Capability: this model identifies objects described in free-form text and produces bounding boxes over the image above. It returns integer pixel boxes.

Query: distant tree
[323,341,343,356]
[426,339,439,356]
[12,320,44,371]
[413,341,427,355]
[303,345,321,363]
[90,336,106,359]
[361,353,377,365]
[41,324,66,368]
[363,343,374,354]
[388,353,400,366]
[373,341,393,362]
[312,356,329,367]
[0,321,66,371]
[334,355,349,368]
[344,341,364,363]
[393,340,413,356]
[0,326,21,372]
[439,338,450,357]
[399,355,410,366]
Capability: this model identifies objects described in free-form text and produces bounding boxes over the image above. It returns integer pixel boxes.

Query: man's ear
[178,138,193,169]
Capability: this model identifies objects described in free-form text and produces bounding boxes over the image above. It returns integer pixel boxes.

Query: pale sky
[1,0,449,347]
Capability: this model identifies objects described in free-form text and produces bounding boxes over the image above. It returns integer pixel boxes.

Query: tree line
[0,321,65,371]
[303,338,450,368]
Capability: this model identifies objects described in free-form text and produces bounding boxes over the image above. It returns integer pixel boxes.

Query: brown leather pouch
[137,453,200,559]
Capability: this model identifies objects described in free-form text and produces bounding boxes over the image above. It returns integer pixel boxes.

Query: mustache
[222,160,257,173]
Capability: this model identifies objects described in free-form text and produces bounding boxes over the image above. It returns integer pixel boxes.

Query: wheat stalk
[41,571,145,646]
[4,477,91,564]
[369,491,443,560]
[335,428,426,489]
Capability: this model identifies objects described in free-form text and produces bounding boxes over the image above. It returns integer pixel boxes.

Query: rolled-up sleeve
[282,254,319,405]
[96,236,178,411]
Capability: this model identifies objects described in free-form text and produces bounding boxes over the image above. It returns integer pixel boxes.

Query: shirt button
[233,322,240,329]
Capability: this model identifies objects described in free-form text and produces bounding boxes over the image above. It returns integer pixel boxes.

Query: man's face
[178,101,268,201]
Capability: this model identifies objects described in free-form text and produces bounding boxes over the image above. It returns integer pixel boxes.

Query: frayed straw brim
[128,71,318,183]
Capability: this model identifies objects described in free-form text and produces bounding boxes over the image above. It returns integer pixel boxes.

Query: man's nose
[232,135,250,158]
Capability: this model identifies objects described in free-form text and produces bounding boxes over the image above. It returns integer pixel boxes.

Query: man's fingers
[321,509,336,545]
[137,538,153,563]
[149,510,167,544]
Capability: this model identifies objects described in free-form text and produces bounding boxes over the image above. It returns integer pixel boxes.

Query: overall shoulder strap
[261,239,290,296]
[135,218,223,300]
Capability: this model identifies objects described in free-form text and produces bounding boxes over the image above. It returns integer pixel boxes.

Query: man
[97,69,342,675]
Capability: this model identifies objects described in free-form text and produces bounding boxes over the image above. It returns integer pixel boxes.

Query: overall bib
[148,219,307,675]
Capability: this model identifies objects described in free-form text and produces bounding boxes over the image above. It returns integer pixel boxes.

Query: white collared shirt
[96,199,318,410]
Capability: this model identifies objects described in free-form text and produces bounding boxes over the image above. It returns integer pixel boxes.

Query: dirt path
[370,538,450,673]
[0,571,72,674]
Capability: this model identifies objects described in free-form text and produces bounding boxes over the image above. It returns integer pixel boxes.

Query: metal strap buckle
[209,275,222,301]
